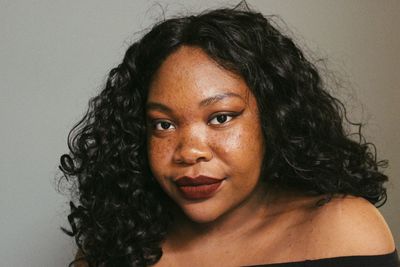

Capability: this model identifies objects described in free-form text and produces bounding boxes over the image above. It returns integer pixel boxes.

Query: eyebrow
[199,92,243,107]
[146,92,243,113]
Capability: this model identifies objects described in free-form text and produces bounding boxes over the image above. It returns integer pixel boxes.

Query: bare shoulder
[303,194,395,257]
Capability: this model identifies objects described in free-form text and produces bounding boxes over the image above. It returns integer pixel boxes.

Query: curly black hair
[59,2,388,267]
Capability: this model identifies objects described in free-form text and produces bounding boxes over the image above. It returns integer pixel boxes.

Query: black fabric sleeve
[245,249,400,267]
[301,249,400,267]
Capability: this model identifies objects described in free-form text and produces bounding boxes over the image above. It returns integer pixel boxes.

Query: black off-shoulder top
[244,249,399,267]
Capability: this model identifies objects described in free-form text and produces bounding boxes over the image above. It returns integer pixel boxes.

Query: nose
[173,127,213,165]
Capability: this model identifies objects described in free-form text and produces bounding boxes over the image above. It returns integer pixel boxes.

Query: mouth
[174,175,225,200]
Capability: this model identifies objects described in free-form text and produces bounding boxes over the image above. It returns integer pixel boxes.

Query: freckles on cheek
[214,130,244,155]
[214,127,262,167]
[148,138,172,169]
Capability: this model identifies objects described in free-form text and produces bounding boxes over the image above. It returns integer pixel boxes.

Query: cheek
[213,125,263,161]
[147,137,174,176]
[213,131,245,159]
[212,124,265,189]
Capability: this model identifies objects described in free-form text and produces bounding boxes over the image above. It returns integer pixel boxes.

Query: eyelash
[152,120,175,131]
[151,112,240,131]
[208,113,236,125]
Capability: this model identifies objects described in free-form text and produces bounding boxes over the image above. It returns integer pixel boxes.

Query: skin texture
[146,45,268,224]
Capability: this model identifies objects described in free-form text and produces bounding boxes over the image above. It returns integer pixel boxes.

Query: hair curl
[60,3,388,267]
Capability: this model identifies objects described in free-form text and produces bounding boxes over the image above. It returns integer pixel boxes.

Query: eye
[209,113,235,125]
[152,120,176,131]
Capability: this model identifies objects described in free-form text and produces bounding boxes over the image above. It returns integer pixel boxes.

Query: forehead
[147,46,250,103]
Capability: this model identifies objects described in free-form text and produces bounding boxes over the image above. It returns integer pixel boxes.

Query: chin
[180,203,223,224]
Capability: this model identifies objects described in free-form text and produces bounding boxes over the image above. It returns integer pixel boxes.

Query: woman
[60,2,399,267]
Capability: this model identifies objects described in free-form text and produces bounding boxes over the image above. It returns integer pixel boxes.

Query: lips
[175,175,225,200]
[175,175,222,186]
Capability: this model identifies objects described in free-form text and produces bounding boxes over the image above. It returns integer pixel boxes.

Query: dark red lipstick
[175,175,225,200]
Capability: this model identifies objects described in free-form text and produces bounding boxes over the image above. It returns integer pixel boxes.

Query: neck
[167,181,289,245]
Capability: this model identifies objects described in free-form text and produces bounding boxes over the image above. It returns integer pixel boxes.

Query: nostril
[173,147,213,165]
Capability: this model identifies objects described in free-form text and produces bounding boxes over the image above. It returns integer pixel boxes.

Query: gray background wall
[1,0,398,266]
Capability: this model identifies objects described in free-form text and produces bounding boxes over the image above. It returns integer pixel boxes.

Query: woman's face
[146,46,266,223]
